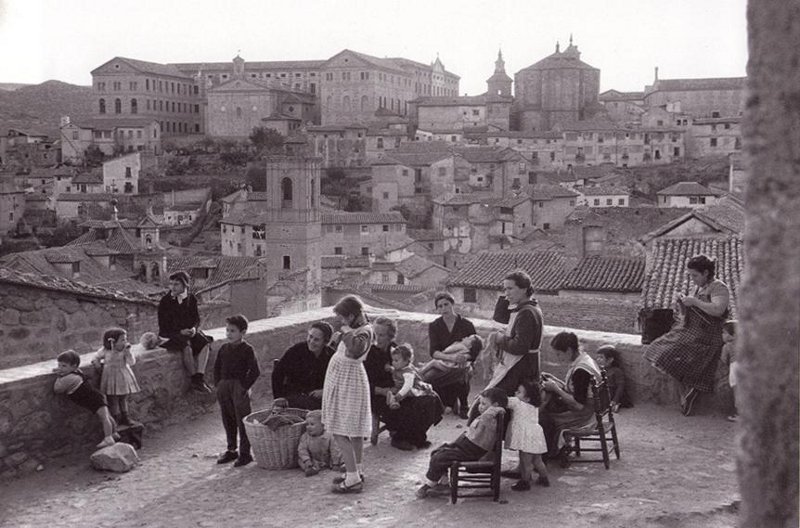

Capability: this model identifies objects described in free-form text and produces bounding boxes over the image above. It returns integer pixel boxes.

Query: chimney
[654,66,659,82]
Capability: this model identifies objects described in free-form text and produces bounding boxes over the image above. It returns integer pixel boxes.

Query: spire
[494,48,506,73]
[556,41,560,53]
[569,33,573,46]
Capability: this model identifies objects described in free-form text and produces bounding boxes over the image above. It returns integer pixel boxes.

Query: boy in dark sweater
[215,314,261,467]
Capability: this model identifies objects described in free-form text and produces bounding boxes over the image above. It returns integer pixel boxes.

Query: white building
[657,181,719,208]
[575,185,630,208]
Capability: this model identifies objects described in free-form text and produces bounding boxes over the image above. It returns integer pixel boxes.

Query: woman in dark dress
[368,317,443,451]
[644,255,730,416]
[427,292,477,417]
[271,322,335,410]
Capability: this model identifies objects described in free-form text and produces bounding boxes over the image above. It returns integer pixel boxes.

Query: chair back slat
[591,370,613,420]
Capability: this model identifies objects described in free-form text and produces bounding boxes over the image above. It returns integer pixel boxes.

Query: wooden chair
[449,409,505,504]
[562,370,621,469]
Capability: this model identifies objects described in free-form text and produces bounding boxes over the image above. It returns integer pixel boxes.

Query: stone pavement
[0,403,739,528]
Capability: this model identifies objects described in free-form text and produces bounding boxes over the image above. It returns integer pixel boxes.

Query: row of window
[96,78,199,96]
[98,98,200,115]
[323,224,396,234]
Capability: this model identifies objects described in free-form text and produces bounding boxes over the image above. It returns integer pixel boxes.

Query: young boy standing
[215,314,261,467]
[416,388,508,498]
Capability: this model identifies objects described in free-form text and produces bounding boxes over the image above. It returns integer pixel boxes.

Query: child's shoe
[511,480,531,491]
[233,453,253,467]
[416,484,432,499]
[535,476,550,487]
[217,450,238,464]
[304,466,320,477]
[727,414,739,422]
[96,436,116,449]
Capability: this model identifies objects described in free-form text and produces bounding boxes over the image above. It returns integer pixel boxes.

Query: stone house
[688,117,742,158]
[642,75,746,119]
[598,89,645,125]
[656,181,720,208]
[320,211,407,258]
[61,117,161,159]
[486,130,564,170]
[453,146,530,196]
[71,170,104,194]
[0,183,25,237]
[103,152,140,194]
[370,150,455,214]
[529,184,579,230]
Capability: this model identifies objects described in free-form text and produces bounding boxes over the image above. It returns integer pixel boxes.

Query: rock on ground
[90,442,139,473]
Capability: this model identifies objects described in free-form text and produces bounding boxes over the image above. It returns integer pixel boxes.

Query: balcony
[0,308,738,526]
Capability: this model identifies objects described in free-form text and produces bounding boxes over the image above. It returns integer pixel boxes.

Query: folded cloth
[263,413,305,431]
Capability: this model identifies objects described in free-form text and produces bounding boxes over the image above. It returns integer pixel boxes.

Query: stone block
[1,308,21,325]
[6,452,28,467]
[90,443,139,472]
[9,327,30,340]
[20,311,43,326]
[12,296,36,312]
[54,298,81,315]
[55,313,68,332]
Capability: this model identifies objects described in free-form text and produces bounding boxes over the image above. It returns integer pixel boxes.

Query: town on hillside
[0,41,746,340]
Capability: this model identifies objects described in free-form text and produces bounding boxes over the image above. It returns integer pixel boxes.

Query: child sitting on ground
[416,388,507,498]
[297,410,344,476]
[595,345,632,412]
[387,344,434,410]
[505,380,549,491]
[53,350,118,448]
[720,320,738,422]
[418,334,484,382]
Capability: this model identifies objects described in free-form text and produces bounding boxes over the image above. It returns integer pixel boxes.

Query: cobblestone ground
[0,403,739,528]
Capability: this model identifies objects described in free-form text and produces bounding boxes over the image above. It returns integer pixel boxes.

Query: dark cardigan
[428,315,477,357]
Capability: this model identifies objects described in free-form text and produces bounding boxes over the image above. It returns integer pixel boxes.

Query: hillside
[0,80,94,138]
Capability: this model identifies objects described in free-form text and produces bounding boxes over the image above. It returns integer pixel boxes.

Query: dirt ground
[0,403,739,528]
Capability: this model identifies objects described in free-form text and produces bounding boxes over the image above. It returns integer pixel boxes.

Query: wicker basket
[244,407,308,470]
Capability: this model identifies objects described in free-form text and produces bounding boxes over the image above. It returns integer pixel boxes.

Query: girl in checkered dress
[322,295,373,494]
[644,255,730,416]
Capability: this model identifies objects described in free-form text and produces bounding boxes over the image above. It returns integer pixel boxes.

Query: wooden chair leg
[611,428,621,459]
[598,427,610,470]
[450,465,458,504]
[574,437,581,457]
[370,413,380,445]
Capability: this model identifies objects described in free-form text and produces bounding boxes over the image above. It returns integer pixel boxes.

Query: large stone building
[643,73,746,119]
[205,56,316,138]
[91,57,204,137]
[514,38,601,132]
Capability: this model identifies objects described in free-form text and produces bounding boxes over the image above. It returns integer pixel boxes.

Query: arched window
[131,98,138,114]
[99,98,106,114]
[150,262,160,283]
[236,107,242,118]
[281,177,293,208]
[114,98,122,114]
[361,95,368,111]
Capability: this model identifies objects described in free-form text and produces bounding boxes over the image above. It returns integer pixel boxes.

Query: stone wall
[0,283,234,370]
[0,306,732,478]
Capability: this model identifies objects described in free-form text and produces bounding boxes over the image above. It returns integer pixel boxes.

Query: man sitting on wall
[158,271,213,393]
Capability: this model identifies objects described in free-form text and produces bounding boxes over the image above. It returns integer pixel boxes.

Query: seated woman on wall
[271,322,335,410]
[538,331,602,459]
[367,317,444,451]
[426,292,477,418]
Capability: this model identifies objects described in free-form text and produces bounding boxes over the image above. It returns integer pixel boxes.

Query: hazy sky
[0,0,748,94]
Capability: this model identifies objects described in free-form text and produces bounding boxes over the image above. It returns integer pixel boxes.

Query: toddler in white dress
[505,379,549,490]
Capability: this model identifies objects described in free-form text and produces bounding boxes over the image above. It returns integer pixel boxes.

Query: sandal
[331,480,363,494]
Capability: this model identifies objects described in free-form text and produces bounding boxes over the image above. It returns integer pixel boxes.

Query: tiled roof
[322,212,405,225]
[0,267,158,305]
[454,146,519,163]
[376,151,452,167]
[558,116,622,132]
[692,116,742,125]
[447,250,566,293]
[563,256,645,293]
[57,193,116,202]
[486,130,562,139]
[650,77,746,93]
[642,236,743,317]
[71,171,103,184]
[395,254,446,279]
[167,256,262,292]
[639,196,745,243]
[599,90,645,101]
[657,181,718,196]
[408,229,445,241]
[414,94,512,107]
[321,256,371,269]
[394,141,452,154]
[170,60,326,73]
[93,57,190,78]
[520,48,598,72]
[0,244,164,296]
[577,185,630,196]
[530,184,579,200]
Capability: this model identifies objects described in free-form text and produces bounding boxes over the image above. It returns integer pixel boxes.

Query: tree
[84,145,105,167]
[249,127,285,154]
[245,162,267,192]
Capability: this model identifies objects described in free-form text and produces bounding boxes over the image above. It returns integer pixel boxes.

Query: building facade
[103,152,140,194]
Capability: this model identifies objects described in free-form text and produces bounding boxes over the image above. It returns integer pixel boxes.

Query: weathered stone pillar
[740,1,800,526]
